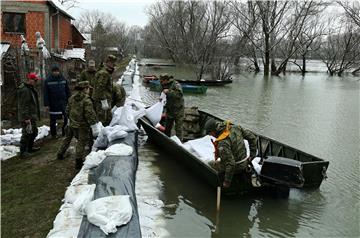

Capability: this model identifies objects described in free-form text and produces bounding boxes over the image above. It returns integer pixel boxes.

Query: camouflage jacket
[67,91,97,128]
[79,69,97,88]
[17,83,40,122]
[162,79,184,115]
[92,67,113,103]
[112,84,126,107]
[215,121,257,183]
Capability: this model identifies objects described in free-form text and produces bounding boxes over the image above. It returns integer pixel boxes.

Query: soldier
[79,60,97,90]
[112,83,126,107]
[44,65,71,138]
[92,55,117,126]
[17,73,41,158]
[204,119,258,188]
[159,74,185,141]
[57,81,99,170]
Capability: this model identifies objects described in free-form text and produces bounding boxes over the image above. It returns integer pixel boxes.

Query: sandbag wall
[47,59,141,238]
[77,132,141,238]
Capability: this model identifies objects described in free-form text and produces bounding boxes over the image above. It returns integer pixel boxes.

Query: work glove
[101,99,110,110]
[90,123,100,138]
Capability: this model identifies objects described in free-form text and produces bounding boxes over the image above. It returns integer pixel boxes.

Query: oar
[216,186,221,211]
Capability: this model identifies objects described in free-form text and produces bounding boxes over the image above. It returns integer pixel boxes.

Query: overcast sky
[67,0,155,27]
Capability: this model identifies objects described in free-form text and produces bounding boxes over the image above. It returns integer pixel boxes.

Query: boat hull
[148,80,208,94]
[139,110,329,195]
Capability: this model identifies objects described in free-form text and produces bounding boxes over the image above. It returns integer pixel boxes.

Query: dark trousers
[20,120,38,153]
[164,110,184,141]
[50,111,68,136]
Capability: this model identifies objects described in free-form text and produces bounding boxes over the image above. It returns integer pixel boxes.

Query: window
[2,12,25,34]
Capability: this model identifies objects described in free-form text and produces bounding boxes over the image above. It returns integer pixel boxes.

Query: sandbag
[64,184,96,215]
[83,151,107,170]
[47,206,82,238]
[145,102,163,126]
[110,105,139,131]
[184,135,216,163]
[104,143,133,157]
[85,195,133,235]
[107,125,128,142]
[145,93,166,126]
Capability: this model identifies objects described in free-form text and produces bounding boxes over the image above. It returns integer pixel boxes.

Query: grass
[1,136,77,238]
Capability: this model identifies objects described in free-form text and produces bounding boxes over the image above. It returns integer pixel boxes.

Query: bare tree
[338,0,360,27]
[146,0,231,80]
[74,10,119,33]
[291,18,326,75]
[271,1,329,75]
[319,17,360,76]
[230,0,261,71]
[55,0,79,10]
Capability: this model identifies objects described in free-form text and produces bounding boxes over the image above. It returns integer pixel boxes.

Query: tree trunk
[302,54,306,76]
[264,34,270,75]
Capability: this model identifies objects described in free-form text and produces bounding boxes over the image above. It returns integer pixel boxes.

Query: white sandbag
[104,143,133,157]
[47,206,82,238]
[93,126,108,148]
[129,102,146,121]
[85,195,133,235]
[184,135,216,163]
[0,145,20,161]
[251,157,262,174]
[64,184,96,215]
[82,150,107,170]
[145,102,163,126]
[106,125,128,142]
[117,105,138,131]
[170,135,182,146]
[70,168,89,186]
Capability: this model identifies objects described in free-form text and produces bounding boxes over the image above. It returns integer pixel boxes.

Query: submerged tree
[146,0,232,80]
[319,17,360,76]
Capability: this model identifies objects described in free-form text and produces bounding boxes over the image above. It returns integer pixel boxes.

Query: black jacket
[43,73,70,113]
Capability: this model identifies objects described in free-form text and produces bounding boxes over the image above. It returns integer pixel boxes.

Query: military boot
[28,140,40,153]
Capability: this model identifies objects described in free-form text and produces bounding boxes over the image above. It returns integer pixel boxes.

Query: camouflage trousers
[57,126,91,161]
[20,120,38,153]
[165,109,184,141]
[94,101,112,126]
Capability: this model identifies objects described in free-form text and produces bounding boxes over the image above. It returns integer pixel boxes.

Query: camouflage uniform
[92,66,114,125]
[161,78,185,140]
[112,83,126,107]
[17,82,40,154]
[57,81,97,169]
[79,69,97,92]
[211,121,257,184]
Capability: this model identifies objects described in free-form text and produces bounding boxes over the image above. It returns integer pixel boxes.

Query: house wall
[1,1,48,48]
[59,15,72,49]
[1,0,73,51]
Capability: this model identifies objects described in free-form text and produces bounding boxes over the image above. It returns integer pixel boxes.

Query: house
[0,0,85,124]
[1,0,86,75]
[1,0,78,51]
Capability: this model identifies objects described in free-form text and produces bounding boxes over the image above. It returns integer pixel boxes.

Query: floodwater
[137,59,359,237]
